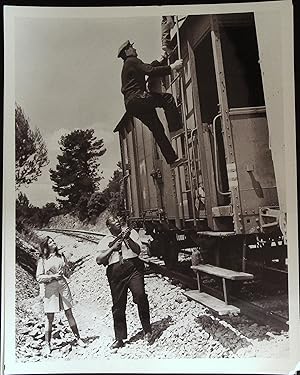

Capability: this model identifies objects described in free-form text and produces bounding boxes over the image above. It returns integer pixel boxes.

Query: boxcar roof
[114,112,129,133]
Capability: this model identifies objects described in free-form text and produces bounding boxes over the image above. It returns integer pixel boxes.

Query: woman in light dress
[36,235,85,355]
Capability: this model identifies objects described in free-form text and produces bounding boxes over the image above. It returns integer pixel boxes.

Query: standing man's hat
[117,40,134,58]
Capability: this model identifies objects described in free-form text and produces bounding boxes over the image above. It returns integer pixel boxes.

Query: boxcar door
[210,13,278,234]
[187,15,227,231]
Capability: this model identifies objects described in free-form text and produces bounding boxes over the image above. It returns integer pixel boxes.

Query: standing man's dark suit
[96,216,152,349]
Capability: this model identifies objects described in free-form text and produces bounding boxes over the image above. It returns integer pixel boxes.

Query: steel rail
[40,227,105,236]
[38,228,106,244]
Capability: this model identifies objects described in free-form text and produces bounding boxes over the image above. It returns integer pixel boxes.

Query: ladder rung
[169,73,182,88]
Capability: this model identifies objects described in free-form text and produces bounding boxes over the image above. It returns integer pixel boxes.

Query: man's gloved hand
[170,59,183,71]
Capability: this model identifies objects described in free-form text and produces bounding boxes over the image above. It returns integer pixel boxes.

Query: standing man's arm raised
[123,229,141,255]
[96,238,123,265]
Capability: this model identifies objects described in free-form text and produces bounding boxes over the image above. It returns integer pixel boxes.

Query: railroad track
[39,227,289,331]
[142,255,288,331]
[40,227,105,243]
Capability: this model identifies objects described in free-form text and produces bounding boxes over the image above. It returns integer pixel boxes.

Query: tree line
[16,103,125,233]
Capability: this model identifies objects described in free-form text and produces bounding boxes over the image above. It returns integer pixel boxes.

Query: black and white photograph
[2,1,299,374]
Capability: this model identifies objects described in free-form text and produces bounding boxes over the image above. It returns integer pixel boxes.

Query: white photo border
[3,1,299,374]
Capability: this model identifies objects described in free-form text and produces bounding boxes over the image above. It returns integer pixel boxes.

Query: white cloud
[46,128,69,152]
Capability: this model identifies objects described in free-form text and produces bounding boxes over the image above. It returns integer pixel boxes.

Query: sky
[15,13,162,207]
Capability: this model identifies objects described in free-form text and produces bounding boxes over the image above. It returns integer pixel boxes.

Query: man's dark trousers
[126,92,182,164]
[106,258,151,340]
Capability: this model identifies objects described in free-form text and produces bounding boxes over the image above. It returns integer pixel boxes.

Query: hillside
[47,209,112,234]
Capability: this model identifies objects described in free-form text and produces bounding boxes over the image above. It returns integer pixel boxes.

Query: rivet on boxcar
[256,226,260,230]
[240,227,243,231]
[245,210,247,214]
[256,218,259,222]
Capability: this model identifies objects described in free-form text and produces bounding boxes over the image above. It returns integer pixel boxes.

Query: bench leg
[196,272,201,292]
[242,236,247,272]
[215,246,220,267]
[222,278,228,305]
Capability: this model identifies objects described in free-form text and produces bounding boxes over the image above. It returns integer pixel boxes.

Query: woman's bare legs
[44,313,54,354]
[65,308,85,346]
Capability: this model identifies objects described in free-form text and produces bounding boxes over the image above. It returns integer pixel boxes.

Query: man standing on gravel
[96,216,152,349]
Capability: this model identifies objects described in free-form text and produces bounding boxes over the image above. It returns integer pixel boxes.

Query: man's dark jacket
[121,56,171,105]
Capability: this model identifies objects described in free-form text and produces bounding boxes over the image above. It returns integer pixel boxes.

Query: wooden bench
[191,264,254,305]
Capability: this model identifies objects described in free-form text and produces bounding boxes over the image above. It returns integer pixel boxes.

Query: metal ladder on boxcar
[167,15,201,227]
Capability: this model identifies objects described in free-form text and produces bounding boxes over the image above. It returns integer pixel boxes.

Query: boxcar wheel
[148,239,163,258]
[148,232,179,269]
[163,237,179,270]
[163,249,179,270]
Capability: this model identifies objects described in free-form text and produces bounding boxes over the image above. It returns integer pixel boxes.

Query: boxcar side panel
[156,108,178,219]
[121,132,134,216]
[126,124,140,218]
[230,110,278,233]
[133,117,160,216]
[134,118,151,213]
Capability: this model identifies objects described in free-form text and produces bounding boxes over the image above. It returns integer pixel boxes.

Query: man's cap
[117,40,134,58]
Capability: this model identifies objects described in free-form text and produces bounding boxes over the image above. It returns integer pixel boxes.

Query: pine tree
[102,162,125,217]
[15,104,49,189]
[16,192,33,232]
[50,129,106,209]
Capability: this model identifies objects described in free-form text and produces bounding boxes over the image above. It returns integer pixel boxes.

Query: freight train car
[114,13,287,272]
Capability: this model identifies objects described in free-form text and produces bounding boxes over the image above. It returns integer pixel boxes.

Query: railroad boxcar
[114,13,288,271]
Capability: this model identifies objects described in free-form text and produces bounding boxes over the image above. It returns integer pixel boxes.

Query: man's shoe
[167,154,178,165]
[170,157,187,168]
[144,332,152,345]
[110,339,124,349]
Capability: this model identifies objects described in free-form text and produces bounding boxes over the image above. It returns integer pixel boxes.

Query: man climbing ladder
[117,39,183,165]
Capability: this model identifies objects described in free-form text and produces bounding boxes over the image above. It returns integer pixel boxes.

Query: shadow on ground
[70,255,91,272]
[126,316,173,345]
